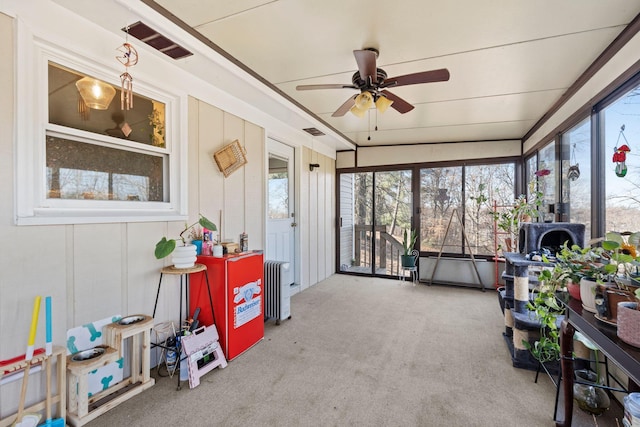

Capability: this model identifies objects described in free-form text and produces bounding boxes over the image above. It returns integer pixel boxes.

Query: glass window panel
[420,167,462,254]
[603,83,640,234]
[268,156,289,219]
[374,170,412,275]
[525,154,538,191]
[352,172,374,272]
[538,142,556,222]
[48,62,166,148]
[46,135,164,201]
[562,118,591,241]
[465,163,515,255]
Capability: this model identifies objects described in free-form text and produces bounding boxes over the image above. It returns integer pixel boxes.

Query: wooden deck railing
[353,224,406,276]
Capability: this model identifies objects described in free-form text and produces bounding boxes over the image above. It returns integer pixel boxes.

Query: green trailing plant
[155,214,217,259]
[523,260,569,364]
[402,228,417,256]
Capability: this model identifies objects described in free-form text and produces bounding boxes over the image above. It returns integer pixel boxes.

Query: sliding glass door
[339,170,412,277]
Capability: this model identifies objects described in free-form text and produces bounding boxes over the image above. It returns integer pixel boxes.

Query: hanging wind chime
[613,124,631,178]
[116,31,138,110]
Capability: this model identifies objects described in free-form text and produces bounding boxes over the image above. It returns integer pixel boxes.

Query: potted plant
[155,214,217,268]
[560,232,640,315]
[401,228,418,267]
[493,179,543,252]
[617,288,640,348]
[523,261,569,364]
[554,241,612,312]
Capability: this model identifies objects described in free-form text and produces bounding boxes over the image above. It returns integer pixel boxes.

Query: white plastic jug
[624,393,640,427]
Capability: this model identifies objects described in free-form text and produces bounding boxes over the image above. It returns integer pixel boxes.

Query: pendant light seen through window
[75,77,116,110]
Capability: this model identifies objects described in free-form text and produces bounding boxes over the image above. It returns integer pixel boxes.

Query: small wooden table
[152,264,213,329]
[152,264,214,389]
[556,298,640,426]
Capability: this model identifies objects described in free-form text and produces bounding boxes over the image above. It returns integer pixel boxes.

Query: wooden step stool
[180,325,227,389]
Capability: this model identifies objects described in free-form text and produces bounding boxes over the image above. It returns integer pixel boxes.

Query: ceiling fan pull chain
[368,109,371,141]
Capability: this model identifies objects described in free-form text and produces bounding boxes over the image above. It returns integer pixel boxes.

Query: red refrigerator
[190,251,264,360]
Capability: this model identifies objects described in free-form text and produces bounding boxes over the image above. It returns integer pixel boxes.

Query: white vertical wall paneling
[308,149,319,286]
[72,224,122,325]
[300,147,311,290]
[126,222,166,317]
[327,157,336,278]
[316,155,326,282]
[244,122,264,250]
[188,97,201,221]
[196,101,224,235]
[222,112,245,243]
[0,11,14,357]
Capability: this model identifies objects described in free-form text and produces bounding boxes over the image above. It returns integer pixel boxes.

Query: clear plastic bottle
[240,232,248,252]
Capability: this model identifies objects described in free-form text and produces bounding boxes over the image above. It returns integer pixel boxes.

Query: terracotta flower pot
[603,288,636,321]
[567,280,581,302]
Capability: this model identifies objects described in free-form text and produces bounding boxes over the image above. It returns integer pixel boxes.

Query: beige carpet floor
[85,275,624,427]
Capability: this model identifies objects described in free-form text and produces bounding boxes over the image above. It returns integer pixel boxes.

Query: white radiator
[264,261,291,324]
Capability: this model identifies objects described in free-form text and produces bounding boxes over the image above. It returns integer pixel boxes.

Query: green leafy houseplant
[523,260,569,364]
[402,228,417,256]
[155,214,217,259]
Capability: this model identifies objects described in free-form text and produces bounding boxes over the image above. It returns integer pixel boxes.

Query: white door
[266,139,295,285]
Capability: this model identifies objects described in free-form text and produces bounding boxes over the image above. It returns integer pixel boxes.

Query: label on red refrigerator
[233,279,262,329]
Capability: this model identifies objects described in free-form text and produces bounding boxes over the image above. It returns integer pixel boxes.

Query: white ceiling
[53,0,640,150]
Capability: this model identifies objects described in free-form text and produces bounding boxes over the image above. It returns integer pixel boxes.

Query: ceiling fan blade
[381,90,414,114]
[383,68,450,88]
[353,49,378,84]
[332,95,358,117]
[296,83,358,91]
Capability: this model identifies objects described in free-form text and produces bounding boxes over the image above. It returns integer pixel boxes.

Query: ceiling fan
[296,48,450,118]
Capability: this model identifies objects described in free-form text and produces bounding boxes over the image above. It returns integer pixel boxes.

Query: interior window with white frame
[15,39,184,225]
[47,62,166,202]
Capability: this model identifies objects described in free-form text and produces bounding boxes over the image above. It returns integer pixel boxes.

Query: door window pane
[268,155,289,219]
[374,170,412,275]
[338,171,412,277]
[354,173,374,272]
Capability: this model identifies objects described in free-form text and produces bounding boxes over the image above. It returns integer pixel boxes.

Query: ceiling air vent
[123,21,193,60]
[303,128,325,136]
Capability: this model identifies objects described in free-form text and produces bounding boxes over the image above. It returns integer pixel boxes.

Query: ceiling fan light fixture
[375,95,393,113]
[75,77,116,110]
[350,92,373,117]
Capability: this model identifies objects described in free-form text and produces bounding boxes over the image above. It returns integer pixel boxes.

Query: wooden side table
[152,264,213,329]
[152,264,214,389]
